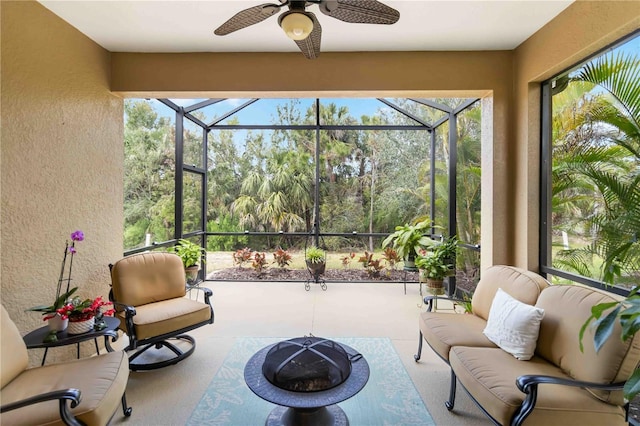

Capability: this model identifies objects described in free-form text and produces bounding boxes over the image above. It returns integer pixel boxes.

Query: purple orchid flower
[71,230,84,242]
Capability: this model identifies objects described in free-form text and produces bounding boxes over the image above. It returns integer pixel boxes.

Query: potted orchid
[26,230,85,332]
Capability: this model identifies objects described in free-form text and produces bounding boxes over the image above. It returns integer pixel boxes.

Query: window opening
[124,97,481,290]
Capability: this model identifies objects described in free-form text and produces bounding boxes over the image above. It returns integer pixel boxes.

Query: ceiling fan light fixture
[279,11,313,41]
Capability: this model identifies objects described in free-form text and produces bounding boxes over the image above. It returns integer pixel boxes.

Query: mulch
[207,266,479,295]
[208,266,418,282]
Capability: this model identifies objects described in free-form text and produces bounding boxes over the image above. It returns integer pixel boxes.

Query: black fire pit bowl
[244,338,370,426]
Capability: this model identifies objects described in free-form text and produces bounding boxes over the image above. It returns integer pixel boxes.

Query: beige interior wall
[513,1,640,271]
[1,1,124,364]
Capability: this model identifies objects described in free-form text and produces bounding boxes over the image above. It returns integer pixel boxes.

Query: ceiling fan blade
[294,13,322,59]
[214,3,282,36]
[319,0,400,25]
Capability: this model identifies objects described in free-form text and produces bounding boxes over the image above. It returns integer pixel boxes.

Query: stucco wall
[1,1,124,363]
[512,1,640,270]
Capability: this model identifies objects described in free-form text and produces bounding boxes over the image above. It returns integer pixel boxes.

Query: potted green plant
[415,235,458,295]
[305,246,326,277]
[169,239,206,283]
[382,219,432,269]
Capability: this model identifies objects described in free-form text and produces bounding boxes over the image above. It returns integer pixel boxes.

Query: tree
[124,100,175,249]
[566,52,640,401]
[554,52,640,285]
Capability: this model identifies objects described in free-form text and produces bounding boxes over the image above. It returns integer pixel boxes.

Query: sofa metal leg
[445,369,457,411]
[414,331,423,362]
[121,393,133,417]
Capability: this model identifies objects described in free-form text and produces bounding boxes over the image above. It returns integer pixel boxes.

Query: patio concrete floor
[112,280,491,425]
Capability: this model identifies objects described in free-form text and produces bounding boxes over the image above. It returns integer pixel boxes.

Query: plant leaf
[579,314,595,353]
[624,368,640,401]
[594,305,621,352]
[591,301,619,319]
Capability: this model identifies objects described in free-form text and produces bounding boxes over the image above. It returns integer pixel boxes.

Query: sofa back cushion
[535,285,640,405]
[1,305,28,388]
[111,252,186,307]
[471,265,550,321]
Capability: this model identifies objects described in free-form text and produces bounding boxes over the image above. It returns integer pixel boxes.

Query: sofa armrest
[1,388,82,426]
[512,375,625,426]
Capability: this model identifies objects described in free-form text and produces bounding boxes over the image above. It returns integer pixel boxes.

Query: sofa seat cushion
[1,350,129,426]
[419,311,496,361]
[450,346,626,426]
[117,297,211,340]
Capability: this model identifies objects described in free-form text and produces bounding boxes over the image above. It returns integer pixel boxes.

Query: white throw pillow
[483,288,545,360]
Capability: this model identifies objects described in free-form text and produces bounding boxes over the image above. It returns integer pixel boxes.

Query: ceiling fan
[214,0,400,60]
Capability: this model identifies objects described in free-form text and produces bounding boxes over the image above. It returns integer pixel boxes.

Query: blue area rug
[188,337,434,426]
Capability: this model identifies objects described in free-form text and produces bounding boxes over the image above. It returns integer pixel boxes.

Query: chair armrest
[108,289,137,318]
[1,388,83,426]
[511,374,625,426]
[201,287,214,324]
[112,301,136,316]
[108,296,137,343]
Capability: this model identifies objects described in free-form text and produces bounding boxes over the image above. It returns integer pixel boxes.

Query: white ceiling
[39,0,574,54]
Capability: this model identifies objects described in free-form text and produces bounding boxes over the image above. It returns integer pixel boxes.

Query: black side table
[23,316,120,366]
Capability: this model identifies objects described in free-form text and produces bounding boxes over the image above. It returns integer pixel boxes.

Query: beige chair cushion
[116,297,212,340]
[471,265,550,321]
[535,285,640,405]
[111,252,187,307]
[450,346,627,426]
[419,311,495,361]
[1,350,129,426]
[1,305,28,388]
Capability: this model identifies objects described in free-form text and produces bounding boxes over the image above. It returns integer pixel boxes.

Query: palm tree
[232,148,312,235]
[553,52,640,286]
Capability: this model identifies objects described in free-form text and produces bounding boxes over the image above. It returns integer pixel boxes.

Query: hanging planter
[305,246,326,278]
[305,259,326,276]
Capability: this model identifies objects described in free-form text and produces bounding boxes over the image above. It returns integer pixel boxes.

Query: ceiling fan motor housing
[278,10,315,40]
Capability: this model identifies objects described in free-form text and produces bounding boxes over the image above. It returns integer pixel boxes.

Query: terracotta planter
[48,314,69,332]
[67,317,95,334]
[185,265,199,284]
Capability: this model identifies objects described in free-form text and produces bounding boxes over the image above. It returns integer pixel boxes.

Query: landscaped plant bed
[208,266,419,282]
[208,266,479,287]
